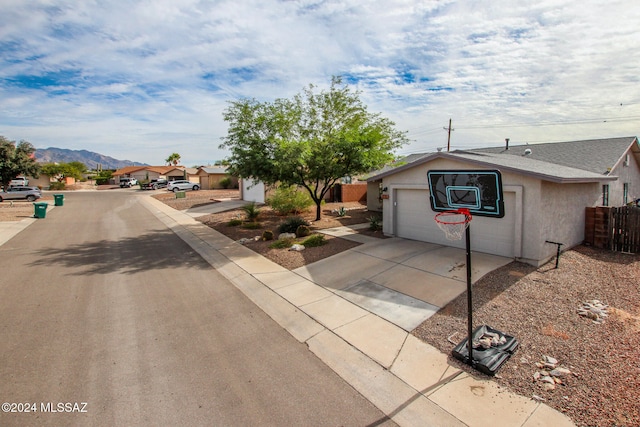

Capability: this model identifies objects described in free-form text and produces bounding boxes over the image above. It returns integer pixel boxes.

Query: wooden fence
[585,206,640,253]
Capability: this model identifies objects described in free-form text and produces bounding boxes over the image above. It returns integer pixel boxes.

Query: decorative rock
[550,367,572,377]
[278,232,296,240]
[289,244,305,252]
[542,382,556,391]
[543,355,558,366]
[533,372,541,381]
[540,375,555,384]
[577,299,608,324]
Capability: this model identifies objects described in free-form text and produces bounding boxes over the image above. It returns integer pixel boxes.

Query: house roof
[471,136,639,175]
[112,166,147,176]
[367,136,638,183]
[113,165,184,176]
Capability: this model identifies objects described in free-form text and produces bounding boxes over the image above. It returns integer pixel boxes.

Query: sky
[1,0,639,167]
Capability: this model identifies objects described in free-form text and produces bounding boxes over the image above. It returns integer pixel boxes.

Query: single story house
[113,166,199,185]
[196,167,238,190]
[367,136,640,266]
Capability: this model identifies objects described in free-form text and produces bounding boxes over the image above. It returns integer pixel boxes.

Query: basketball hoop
[434,209,472,241]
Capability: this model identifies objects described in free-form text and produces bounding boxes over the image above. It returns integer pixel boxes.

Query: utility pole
[444,118,454,152]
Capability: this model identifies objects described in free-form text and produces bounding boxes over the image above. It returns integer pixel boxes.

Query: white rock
[543,355,558,365]
[540,375,555,384]
[289,244,305,252]
[278,232,296,240]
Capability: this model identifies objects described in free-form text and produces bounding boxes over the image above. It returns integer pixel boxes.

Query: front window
[602,184,609,206]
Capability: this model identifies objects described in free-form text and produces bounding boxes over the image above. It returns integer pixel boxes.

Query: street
[0,191,394,426]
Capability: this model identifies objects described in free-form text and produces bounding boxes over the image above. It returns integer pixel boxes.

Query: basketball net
[434,209,472,241]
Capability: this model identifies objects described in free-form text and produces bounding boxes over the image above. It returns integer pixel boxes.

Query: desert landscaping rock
[412,246,640,427]
[577,299,609,323]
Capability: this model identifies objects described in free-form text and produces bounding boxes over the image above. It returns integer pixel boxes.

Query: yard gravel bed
[412,246,640,427]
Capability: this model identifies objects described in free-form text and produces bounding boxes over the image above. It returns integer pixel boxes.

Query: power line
[455,115,640,130]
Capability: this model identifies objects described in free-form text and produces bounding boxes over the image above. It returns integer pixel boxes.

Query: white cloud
[1,0,638,165]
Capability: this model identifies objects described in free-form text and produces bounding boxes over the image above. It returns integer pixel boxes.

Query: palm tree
[165,153,181,166]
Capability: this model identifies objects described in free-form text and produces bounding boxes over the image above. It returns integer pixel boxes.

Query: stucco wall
[367,181,383,212]
[608,149,640,206]
[241,179,265,203]
[539,181,600,260]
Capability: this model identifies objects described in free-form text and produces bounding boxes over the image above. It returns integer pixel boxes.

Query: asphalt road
[0,191,395,427]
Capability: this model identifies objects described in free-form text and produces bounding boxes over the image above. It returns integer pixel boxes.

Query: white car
[167,180,200,192]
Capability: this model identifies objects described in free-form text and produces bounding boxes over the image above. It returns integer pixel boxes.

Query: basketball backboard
[427,169,504,218]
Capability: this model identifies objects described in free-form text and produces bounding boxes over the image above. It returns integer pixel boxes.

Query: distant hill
[35,147,148,170]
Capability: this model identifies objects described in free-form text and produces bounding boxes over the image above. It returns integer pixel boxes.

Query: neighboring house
[367,136,640,266]
[196,167,238,189]
[112,166,199,184]
[112,166,148,185]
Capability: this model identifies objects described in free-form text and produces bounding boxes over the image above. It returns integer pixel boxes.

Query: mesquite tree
[220,77,407,220]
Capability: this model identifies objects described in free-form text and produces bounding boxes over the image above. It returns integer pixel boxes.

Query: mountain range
[35,147,148,170]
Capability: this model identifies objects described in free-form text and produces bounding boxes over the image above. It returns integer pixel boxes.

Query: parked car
[0,186,42,202]
[119,177,138,188]
[10,177,29,186]
[140,179,168,190]
[167,180,200,192]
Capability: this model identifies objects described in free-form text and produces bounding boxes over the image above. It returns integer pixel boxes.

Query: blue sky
[1,0,639,167]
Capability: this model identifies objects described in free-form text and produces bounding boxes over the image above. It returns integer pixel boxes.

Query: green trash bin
[33,202,48,219]
[54,194,64,206]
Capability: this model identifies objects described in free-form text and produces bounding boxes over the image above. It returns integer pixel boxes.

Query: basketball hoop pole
[465,220,473,365]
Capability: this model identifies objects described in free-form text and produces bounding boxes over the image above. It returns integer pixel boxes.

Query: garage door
[394,189,516,257]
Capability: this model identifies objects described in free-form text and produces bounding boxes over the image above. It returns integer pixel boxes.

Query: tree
[220,77,408,220]
[41,162,86,182]
[0,136,40,189]
[165,153,181,166]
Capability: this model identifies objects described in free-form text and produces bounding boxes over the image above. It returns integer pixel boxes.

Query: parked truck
[140,179,168,190]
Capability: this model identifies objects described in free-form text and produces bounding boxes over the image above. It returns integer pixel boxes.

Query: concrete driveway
[294,236,512,331]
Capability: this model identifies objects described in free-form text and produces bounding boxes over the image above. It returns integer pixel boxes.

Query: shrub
[278,216,310,234]
[261,230,274,241]
[241,202,261,222]
[219,176,232,189]
[49,182,66,190]
[268,185,313,215]
[337,206,347,217]
[302,234,325,247]
[242,222,262,230]
[296,224,311,237]
[269,238,293,249]
[227,218,242,227]
[368,215,382,231]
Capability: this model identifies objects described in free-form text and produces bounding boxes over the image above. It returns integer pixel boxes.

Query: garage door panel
[394,189,515,257]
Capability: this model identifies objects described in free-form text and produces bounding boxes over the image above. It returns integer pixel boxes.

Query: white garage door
[394,189,516,257]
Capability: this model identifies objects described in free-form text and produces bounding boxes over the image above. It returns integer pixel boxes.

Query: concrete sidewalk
[139,196,575,427]
[0,197,575,426]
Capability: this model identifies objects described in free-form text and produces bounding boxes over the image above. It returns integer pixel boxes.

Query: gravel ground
[412,246,640,427]
[0,195,55,221]
[194,196,383,270]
